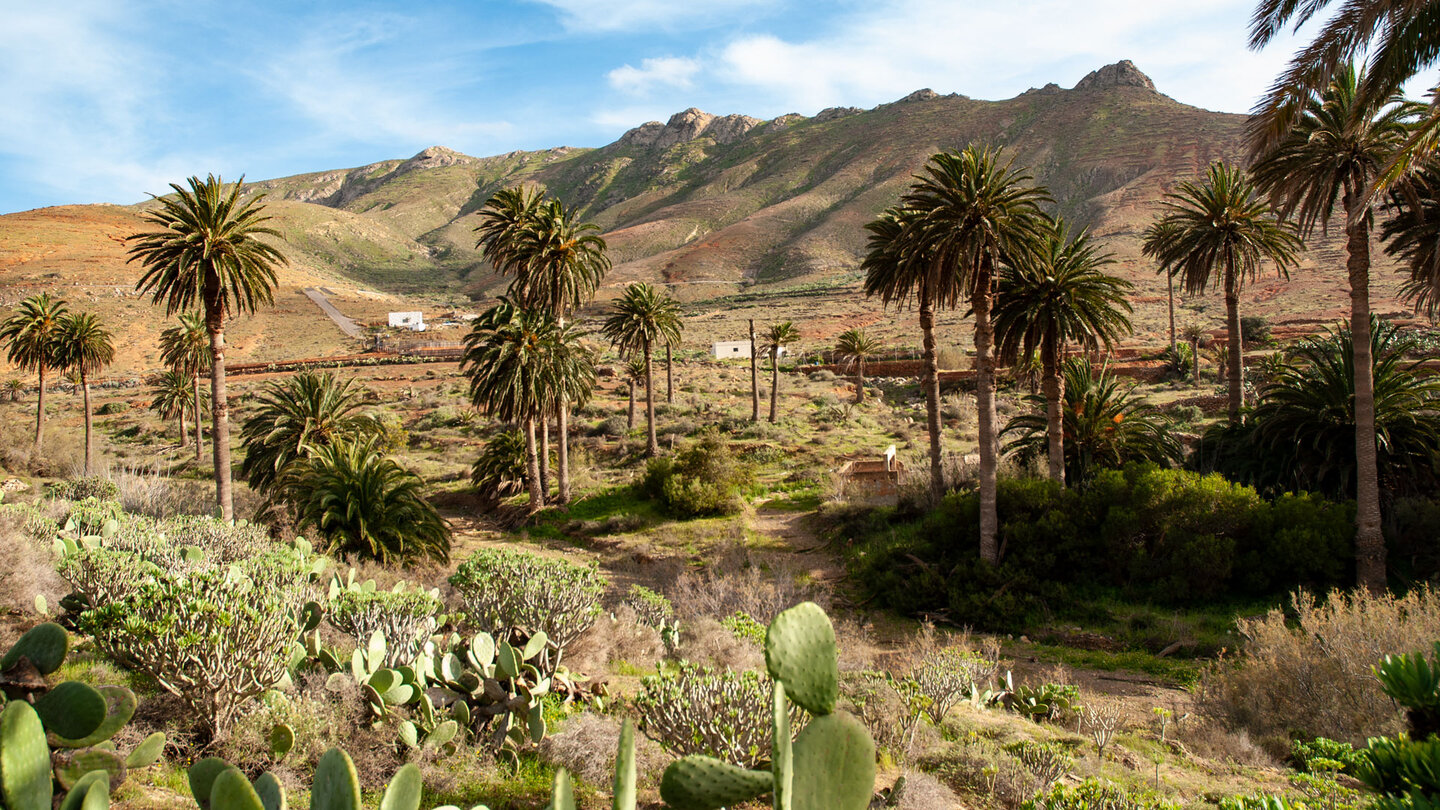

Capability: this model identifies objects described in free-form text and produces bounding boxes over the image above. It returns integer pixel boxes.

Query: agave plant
[1002,358,1181,484]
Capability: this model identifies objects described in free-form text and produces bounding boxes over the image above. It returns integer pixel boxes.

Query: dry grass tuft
[1197,587,1440,746]
[566,606,665,676]
[540,712,669,790]
[668,543,828,625]
[0,510,68,620]
[671,616,764,672]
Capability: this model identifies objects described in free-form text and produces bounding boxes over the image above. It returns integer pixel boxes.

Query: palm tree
[279,435,450,564]
[5,379,25,402]
[0,293,69,451]
[602,283,682,456]
[475,189,608,505]
[52,312,115,476]
[834,329,884,404]
[1250,64,1422,591]
[1002,358,1181,485]
[470,429,528,507]
[150,369,202,446]
[1180,324,1208,386]
[1247,0,1440,181]
[127,174,287,522]
[239,371,375,499]
[464,300,593,512]
[896,146,1053,564]
[992,220,1133,484]
[749,319,760,422]
[1383,158,1440,315]
[1198,317,1440,501]
[762,322,800,423]
[1144,220,1184,354]
[1141,162,1302,424]
[624,354,647,430]
[863,207,948,498]
[159,313,212,462]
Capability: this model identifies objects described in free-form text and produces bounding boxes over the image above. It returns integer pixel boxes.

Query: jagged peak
[1073,60,1156,92]
[396,146,476,175]
[619,107,763,150]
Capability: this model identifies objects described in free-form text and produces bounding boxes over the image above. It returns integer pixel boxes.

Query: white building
[711,340,787,360]
[388,311,426,331]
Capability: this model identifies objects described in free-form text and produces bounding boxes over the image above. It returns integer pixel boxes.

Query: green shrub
[808,370,837,382]
[46,476,119,502]
[720,611,767,646]
[640,431,752,518]
[449,547,605,672]
[1292,737,1364,775]
[622,584,674,627]
[1241,315,1272,344]
[96,401,130,415]
[327,587,441,666]
[1024,779,1179,810]
[593,416,629,437]
[842,463,1354,630]
[634,662,803,767]
[78,545,314,738]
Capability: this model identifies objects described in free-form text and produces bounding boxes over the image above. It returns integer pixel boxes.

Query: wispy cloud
[608,57,702,94]
[525,0,774,33]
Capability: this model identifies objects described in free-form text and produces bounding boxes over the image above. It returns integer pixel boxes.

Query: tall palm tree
[863,207,948,498]
[150,369,202,447]
[1141,162,1302,424]
[464,300,593,512]
[891,145,1053,563]
[1144,220,1184,354]
[53,312,114,476]
[475,190,608,505]
[1251,64,1423,592]
[127,174,286,522]
[749,319,760,422]
[992,220,1133,485]
[238,371,376,499]
[159,312,212,463]
[762,322,800,423]
[0,293,69,451]
[834,328,884,404]
[1180,324,1207,386]
[602,283,682,456]
[1247,0,1440,181]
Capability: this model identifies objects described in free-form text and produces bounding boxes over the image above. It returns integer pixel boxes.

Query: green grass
[1025,644,1202,686]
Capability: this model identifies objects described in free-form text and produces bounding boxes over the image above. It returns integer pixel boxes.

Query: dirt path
[748,503,847,587]
[303,287,364,338]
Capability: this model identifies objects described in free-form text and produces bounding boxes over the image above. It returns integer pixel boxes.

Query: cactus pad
[188,757,232,810]
[124,732,166,768]
[51,686,137,749]
[310,748,363,810]
[1,702,53,810]
[53,749,125,792]
[208,767,264,810]
[1,622,68,675]
[253,772,287,810]
[378,763,421,810]
[790,713,875,810]
[34,681,107,739]
[765,602,838,716]
[58,771,110,810]
[659,755,773,810]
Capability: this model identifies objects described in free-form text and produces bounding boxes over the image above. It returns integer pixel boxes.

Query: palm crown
[0,294,68,373]
[239,371,377,497]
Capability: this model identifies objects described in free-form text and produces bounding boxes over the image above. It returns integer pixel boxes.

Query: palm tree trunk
[644,344,658,457]
[192,370,203,462]
[1041,337,1064,485]
[769,350,781,423]
[749,319,760,422]
[205,313,235,522]
[855,359,865,405]
[539,421,550,497]
[975,260,1000,564]
[627,380,636,429]
[1167,271,1177,354]
[81,371,93,477]
[1191,337,1201,387]
[178,412,187,446]
[523,416,544,513]
[1346,191,1385,592]
[666,344,674,404]
[34,363,46,452]
[557,398,571,505]
[1223,266,1244,424]
[920,302,943,502]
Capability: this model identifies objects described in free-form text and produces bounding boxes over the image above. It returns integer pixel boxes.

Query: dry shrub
[671,616,764,672]
[1173,717,1277,769]
[895,770,964,809]
[833,615,881,672]
[0,510,67,616]
[0,421,83,478]
[566,607,665,677]
[668,544,828,625]
[1197,587,1440,746]
[108,464,212,519]
[539,712,668,789]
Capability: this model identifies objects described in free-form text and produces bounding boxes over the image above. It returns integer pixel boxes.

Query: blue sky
[0,0,1381,214]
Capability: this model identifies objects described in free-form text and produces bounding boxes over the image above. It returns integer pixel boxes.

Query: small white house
[388,311,426,331]
[712,340,788,360]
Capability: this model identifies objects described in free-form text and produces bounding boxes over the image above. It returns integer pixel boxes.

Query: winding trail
[303,287,363,338]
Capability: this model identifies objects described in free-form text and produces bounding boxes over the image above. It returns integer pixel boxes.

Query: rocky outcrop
[816,106,862,122]
[619,108,763,150]
[896,88,940,103]
[1073,60,1156,92]
[396,146,476,174]
[1022,83,1065,96]
[768,113,805,130]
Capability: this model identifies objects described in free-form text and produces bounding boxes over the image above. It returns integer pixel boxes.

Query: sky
[0,0,1410,214]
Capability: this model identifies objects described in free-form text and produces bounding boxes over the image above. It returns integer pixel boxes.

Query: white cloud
[526,0,773,33]
[705,0,1325,116]
[608,57,702,93]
